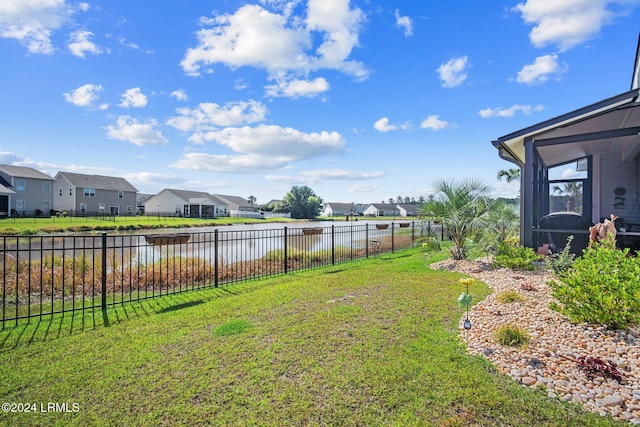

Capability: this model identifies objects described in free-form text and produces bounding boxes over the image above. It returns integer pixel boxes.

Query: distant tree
[396,196,403,204]
[410,197,416,204]
[403,197,411,204]
[283,186,323,219]
[418,196,426,204]
[248,195,256,206]
[388,198,394,204]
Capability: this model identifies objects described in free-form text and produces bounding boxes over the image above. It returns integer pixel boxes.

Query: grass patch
[496,289,525,304]
[0,248,622,426]
[212,319,252,337]
[494,324,530,347]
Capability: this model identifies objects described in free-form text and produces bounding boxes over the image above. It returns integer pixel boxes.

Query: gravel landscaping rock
[431,258,640,424]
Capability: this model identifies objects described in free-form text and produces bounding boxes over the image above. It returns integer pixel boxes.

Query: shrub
[496,290,525,304]
[544,235,575,275]
[493,324,529,347]
[548,245,640,329]
[492,241,539,270]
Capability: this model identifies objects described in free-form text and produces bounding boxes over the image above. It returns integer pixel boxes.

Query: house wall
[72,188,136,215]
[144,191,185,215]
[598,152,640,224]
[53,175,75,212]
[1,174,54,214]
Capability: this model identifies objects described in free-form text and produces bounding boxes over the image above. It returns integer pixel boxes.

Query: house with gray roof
[144,189,228,218]
[54,172,138,216]
[319,202,357,217]
[0,165,54,217]
[362,203,400,217]
[214,194,260,218]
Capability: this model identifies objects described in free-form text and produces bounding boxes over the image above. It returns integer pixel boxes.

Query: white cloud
[420,115,451,130]
[196,124,344,160]
[63,83,103,107]
[180,1,368,96]
[172,124,345,173]
[106,116,168,146]
[514,0,638,51]
[516,54,567,85]
[166,100,268,134]
[395,9,413,37]
[77,3,89,12]
[170,90,188,102]
[0,0,73,54]
[67,30,101,58]
[437,56,469,88]
[119,88,148,108]
[266,169,384,184]
[265,77,330,98]
[479,104,544,118]
[348,183,380,193]
[373,117,410,133]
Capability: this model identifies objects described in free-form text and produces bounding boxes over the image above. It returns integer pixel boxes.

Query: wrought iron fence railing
[0,222,417,327]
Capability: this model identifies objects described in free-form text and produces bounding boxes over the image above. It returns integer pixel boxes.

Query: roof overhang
[492,88,640,167]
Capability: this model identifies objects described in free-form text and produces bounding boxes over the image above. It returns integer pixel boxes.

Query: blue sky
[1,0,639,205]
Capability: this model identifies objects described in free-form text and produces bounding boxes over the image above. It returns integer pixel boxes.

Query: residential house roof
[163,189,224,204]
[215,194,256,208]
[323,202,356,211]
[57,172,138,192]
[0,165,55,181]
[0,183,15,195]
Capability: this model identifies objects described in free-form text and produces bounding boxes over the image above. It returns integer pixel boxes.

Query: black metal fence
[0,222,418,327]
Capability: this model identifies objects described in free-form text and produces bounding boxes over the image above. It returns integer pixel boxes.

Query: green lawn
[0,248,623,426]
[0,215,296,235]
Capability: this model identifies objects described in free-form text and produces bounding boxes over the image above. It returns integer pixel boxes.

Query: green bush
[493,324,529,347]
[544,235,575,275]
[548,245,640,329]
[492,241,539,270]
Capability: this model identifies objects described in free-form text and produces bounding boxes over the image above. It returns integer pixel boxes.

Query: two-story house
[54,172,138,216]
[0,165,55,216]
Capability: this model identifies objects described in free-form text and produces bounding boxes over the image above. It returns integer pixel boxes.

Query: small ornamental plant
[577,356,622,382]
[496,290,525,304]
[493,324,529,347]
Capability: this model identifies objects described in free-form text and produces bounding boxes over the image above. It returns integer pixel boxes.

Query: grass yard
[0,247,624,426]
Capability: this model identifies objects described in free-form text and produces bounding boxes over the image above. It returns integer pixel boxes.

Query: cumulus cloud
[118,88,148,108]
[106,116,168,146]
[264,77,330,98]
[170,90,188,101]
[67,30,101,58]
[265,169,384,184]
[166,100,268,134]
[514,0,638,51]
[373,117,410,133]
[420,115,451,130]
[348,183,380,193]
[478,104,544,118]
[395,9,413,37]
[172,124,345,173]
[63,83,103,107]
[516,54,567,85]
[0,0,73,54]
[437,56,469,88]
[180,1,368,97]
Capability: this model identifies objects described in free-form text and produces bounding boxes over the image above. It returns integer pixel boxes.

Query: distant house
[362,203,400,217]
[54,172,138,216]
[136,194,154,214]
[214,194,260,217]
[397,204,418,217]
[0,165,54,217]
[144,189,228,218]
[319,202,357,217]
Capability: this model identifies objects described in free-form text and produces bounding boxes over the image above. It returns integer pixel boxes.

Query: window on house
[118,191,124,199]
[84,188,95,197]
[16,180,25,191]
[42,182,50,193]
[69,188,72,196]
[547,159,589,215]
[99,203,105,212]
[80,203,87,213]
[59,189,63,197]
[127,205,132,213]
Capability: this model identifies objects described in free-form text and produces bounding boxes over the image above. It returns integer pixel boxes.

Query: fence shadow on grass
[0,280,259,351]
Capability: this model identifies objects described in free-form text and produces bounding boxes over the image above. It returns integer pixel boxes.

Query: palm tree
[420,178,493,260]
[497,168,521,183]
[248,195,256,207]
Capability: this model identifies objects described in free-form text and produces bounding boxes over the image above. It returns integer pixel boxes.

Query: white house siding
[53,175,75,212]
[598,152,639,224]
[145,191,186,215]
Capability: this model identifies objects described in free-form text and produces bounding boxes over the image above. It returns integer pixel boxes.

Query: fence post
[331,225,335,265]
[392,222,395,253]
[214,230,219,288]
[411,221,415,246]
[284,226,288,274]
[365,223,369,258]
[101,231,107,310]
